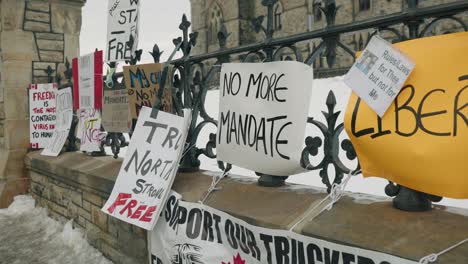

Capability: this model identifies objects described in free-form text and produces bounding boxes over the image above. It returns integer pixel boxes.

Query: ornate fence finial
[149,44,163,63]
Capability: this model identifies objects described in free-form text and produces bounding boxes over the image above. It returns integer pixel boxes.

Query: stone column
[0,0,85,208]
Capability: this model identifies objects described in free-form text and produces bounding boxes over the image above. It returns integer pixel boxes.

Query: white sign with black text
[149,191,417,264]
[102,107,192,230]
[344,36,415,117]
[217,61,313,176]
[106,0,140,62]
[41,87,73,156]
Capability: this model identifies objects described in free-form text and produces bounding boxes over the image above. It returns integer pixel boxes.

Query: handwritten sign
[217,62,313,176]
[345,32,468,199]
[42,87,73,156]
[106,0,140,62]
[78,109,105,152]
[29,83,57,149]
[150,192,416,264]
[344,36,415,117]
[102,81,130,133]
[72,50,104,110]
[102,107,191,230]
[123,63,172,119]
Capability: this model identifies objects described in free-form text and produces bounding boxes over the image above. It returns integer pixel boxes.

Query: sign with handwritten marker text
[29,83,57,149]
[106,0,140,62]
[123,63,172,119]
[102,107,191,230]
[42,87,73,156]
[102,81,130,133]
[345,32,468,198]
[217,61,313,176]
[344,36,415,117]
[78,109,105,152]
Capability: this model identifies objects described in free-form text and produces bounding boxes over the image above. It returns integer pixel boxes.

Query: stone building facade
[0,0,84,208]
[190,0,468,75]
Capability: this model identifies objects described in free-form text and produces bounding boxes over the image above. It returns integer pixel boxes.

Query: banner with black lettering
[102,107,191,230]
[106,0,140,62]
[150,192,416,264]
[217,61,313,176]
[29,83,57,149]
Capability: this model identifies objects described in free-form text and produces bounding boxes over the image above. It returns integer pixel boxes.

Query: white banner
[102,107,192,230]
[41,87,73,156]
[217,61,313,176]
[150,192,417,264]
[106,0,140,62]
[29,83,57,149]
[78,109,105,152]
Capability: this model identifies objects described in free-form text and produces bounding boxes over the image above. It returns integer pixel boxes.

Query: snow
[0,195,112,264]
[115,76,468,209]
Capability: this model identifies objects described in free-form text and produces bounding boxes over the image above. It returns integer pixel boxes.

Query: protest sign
[42,87,73,156]
[345,32,468,198]
[78,109,105,152]
[123,63,172,119]
[216,61,313,176]
[149,191,416,264]
[106,0,140,62]
[102,107,192,230]
[72,50,104,110]
[102,80,130,133]
[29,83,57,149]
[344,36,415,117]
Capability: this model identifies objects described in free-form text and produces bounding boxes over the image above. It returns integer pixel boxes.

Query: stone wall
[25,151,468,263]
[0,0,84,208]
[25,152,147,264]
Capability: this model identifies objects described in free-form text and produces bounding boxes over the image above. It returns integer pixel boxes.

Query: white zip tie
[419,238,468,264]
[199,168,229,205]
[289,169,360,232]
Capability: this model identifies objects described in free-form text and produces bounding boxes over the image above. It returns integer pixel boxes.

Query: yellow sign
[344,32,468,199]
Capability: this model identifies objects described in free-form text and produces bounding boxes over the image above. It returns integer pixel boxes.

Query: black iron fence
[51,0,468,211]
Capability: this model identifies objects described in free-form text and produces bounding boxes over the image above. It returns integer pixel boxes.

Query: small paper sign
[41,87,73,156]
[29,83,57,149]
[217,61,313,176]
[102,81,130,133]
[106,0,140,62]
[72,50,104,110]
[344,36,415,117]
[102,106,191,230]
[78,109,105,152]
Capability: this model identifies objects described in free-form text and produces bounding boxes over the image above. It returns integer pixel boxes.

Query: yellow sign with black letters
[345,32,468,199]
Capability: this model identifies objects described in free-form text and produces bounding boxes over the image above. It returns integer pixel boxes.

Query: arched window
[313,1,322,22]
[273,1,283,31]
[359,0,371,11]
[208,3,223,44]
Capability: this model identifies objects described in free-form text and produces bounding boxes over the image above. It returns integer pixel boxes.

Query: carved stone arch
[207,1,224,45]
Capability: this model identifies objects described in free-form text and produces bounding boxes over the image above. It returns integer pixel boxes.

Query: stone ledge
[25,151,468,263]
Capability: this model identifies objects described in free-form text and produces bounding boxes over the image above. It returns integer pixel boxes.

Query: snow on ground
[0,195,112,264]
[115,76,467,209]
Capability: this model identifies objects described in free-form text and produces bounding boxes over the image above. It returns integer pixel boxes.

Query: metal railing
[49,0,468,211]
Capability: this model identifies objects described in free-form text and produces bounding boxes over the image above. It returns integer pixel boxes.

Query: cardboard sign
[345,32,468,199]
[150,191,416,264]
[344,36,415,117]
[41,87,73,156]
[102,81,130,133]
[72,50,104,110]
[102,107,191,230]
[78,109,105,152]
[106,0,140,62]
[216,61,313,176]
[123,63,172,119]
[29,83,57,149]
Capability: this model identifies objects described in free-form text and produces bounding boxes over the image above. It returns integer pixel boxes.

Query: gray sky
[80,1,191,64]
